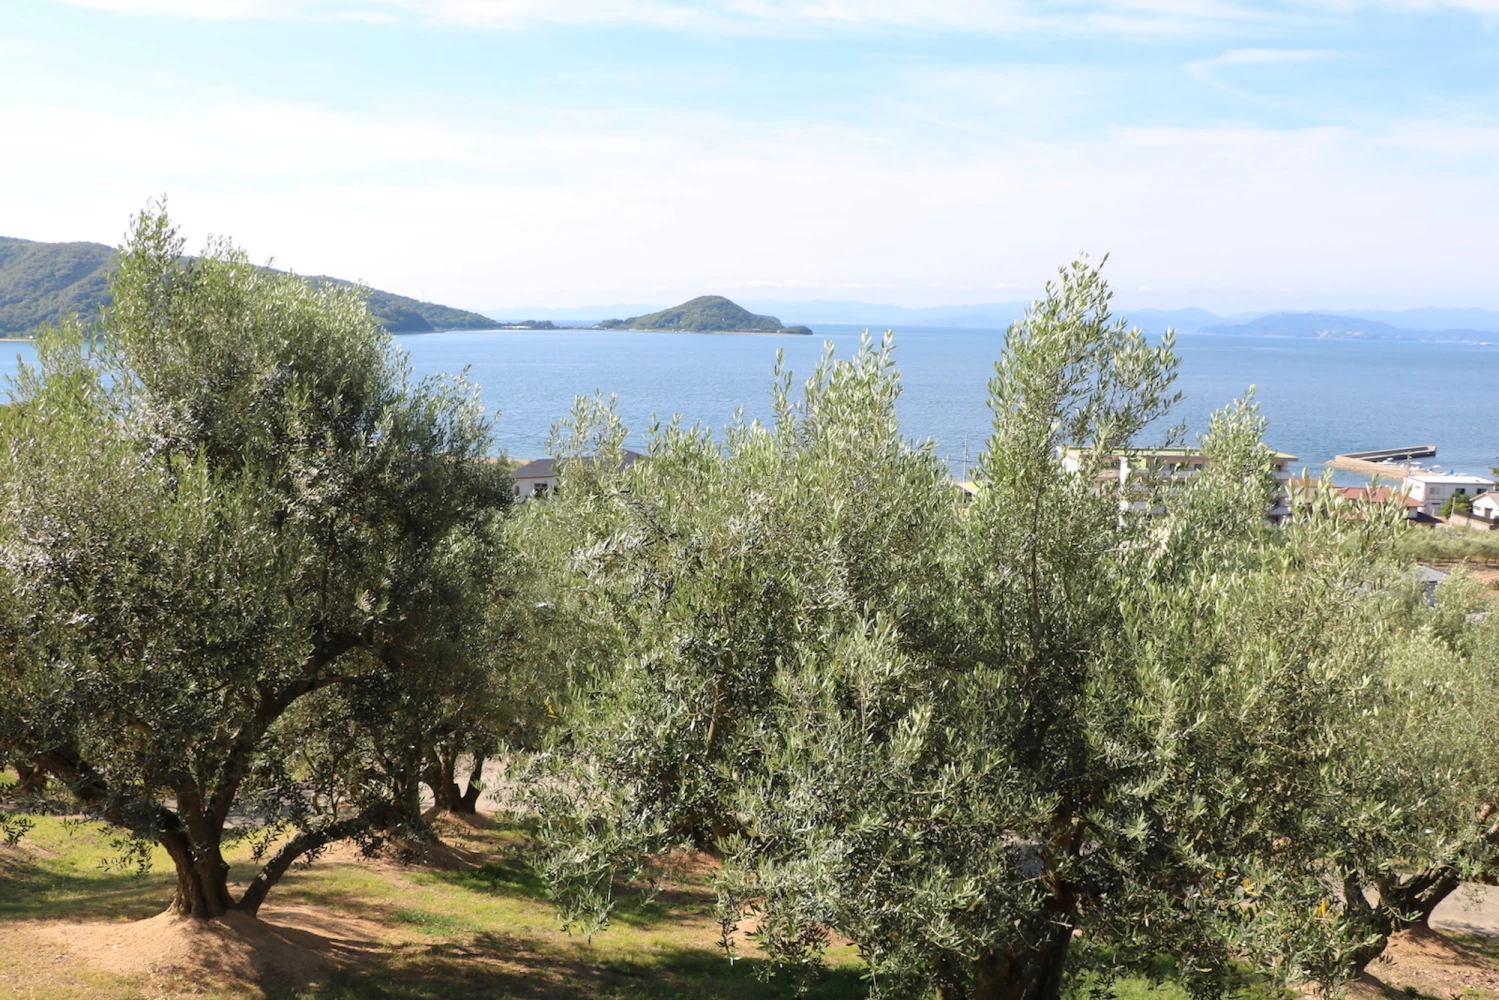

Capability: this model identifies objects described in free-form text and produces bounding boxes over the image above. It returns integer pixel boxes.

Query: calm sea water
[5,327,1496,482]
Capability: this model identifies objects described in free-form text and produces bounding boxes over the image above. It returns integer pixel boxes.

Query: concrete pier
[1326,445,1437,480]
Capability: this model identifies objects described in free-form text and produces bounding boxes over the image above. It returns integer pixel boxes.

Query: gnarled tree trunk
[10,762,48,797]
[1377,868,1462,932]
[160,827,234,919]
[426,750,486,814]
[972,923,1074,1000]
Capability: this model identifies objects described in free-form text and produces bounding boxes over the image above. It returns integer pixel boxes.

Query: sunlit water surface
[4,327,1495,481]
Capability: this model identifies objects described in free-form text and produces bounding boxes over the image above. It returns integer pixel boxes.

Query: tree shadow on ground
[430,856,714,930]
[0,848,174,922]
[295,938,867,1000]
[433,859,549,901]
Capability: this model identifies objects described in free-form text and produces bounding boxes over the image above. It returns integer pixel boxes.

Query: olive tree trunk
[1377,869,1463,931]
[160,827,234,919]
[426,751,486,814]
[972,925,1074,1000]
[158,801,384,920]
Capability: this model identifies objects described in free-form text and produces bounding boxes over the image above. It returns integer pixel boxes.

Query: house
[1401,472,1496,518]
[1059,446,1299,523]
[1450,490,1499,531]
[1333,485,1441,526]
[1417,565,1449,605]
[512,450,645,500]
[950,480,981,503]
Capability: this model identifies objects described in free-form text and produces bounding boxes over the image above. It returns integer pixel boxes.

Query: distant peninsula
[598,296,812,335]
[1196,312,1495,344]
[0,235,498,336]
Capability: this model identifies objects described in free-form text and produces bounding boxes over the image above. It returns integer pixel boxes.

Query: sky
[3,1,1499,313]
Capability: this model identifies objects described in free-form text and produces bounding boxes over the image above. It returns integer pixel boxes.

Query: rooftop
[1060,446,1298,461]
[1405,473,1495,486]
[512,450,645,480]
[1336,486,1422,508]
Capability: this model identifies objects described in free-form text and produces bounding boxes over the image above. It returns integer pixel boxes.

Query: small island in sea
[598,295,812,335]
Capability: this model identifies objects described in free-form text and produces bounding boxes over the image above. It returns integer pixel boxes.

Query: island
[598,295,812,335]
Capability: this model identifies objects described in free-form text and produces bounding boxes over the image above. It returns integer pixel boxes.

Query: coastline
[612,328,811,336]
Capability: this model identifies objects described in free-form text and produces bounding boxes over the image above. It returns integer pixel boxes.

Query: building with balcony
[1059,446,1299,523]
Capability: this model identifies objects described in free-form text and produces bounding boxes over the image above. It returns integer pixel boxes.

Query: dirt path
[1432,882,1499,938]
[1342,884,1499,999]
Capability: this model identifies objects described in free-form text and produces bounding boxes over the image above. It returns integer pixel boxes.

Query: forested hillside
[0,235,497,335]
[0,237,114,336]
[600,295,812,333]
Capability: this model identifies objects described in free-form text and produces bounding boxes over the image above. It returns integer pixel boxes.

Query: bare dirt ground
[34,905,388,989]
[1344,884,1499,999]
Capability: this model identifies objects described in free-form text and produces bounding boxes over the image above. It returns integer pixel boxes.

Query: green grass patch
[388,908,471,935]
[431,860,548,900]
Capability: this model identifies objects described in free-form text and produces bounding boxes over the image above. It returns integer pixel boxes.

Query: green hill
[0,237,115,337]
[0,236,498,336]
[599,295,811,334]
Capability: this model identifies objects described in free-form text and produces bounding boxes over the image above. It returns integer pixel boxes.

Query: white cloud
[1189,46,1330,72]
[51,0,1281,34]
[6,83,1498,310]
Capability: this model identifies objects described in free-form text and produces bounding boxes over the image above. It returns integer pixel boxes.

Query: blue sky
[4,1,1499,311]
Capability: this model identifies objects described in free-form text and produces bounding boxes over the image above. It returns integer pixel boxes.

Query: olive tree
[537,260,1452,1000]
[530,334,958,929]
[292,518,556,824]
[1325,569,1499,971]
[712,265,1444,1000]
[0,208,512,919]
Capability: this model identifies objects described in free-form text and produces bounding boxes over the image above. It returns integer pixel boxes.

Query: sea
[4,326,1496,483]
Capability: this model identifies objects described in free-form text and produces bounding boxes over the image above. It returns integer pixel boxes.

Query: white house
[512,450,645,500]
[1472,492,1499,522]
[1402,473,1496,518]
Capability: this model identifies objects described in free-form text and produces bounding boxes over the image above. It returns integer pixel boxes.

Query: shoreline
[607,328,811,336]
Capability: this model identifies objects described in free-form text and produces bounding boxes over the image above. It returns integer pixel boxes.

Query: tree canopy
[0,207,515,918]
[2,224,1496,1000]
[529,261,1499,1000]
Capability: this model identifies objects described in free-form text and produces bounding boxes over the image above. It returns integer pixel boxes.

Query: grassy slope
[0,814,1217,1000]
[0,237,497,336]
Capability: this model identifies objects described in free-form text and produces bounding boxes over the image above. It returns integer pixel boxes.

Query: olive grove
[1,218,1494,1000]
[529,261,1499,999]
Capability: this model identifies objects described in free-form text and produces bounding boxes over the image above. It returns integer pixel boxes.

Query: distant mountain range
[0,236,498,336]
[487,299,1499,342]
[8,238,1493,346]
[1195,313,1496,343]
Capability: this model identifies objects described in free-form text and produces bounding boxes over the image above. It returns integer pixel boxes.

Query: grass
[1,809,1475,1000]
[0,812,867,1000]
